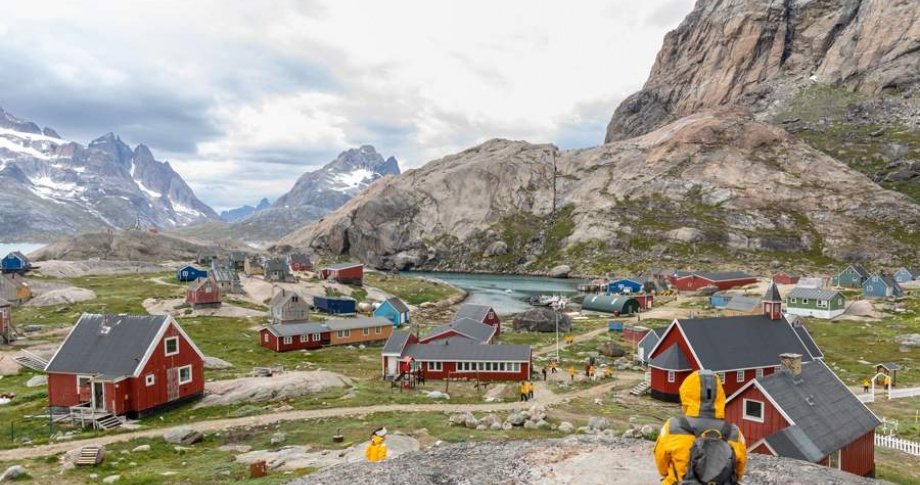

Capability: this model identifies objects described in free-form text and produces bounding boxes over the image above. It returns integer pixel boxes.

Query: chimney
[779,353,802,377]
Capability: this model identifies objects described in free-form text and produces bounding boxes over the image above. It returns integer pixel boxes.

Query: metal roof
[723,296,760,313]
[762,283,782,302]
[288,254,311,265]
[452,304,494,323]
[878,362,901,371]
[787,287,841,301]
[383,297,410,313]
[764,426,824,462]
[45,314,171,378]
[867,273,901,290]
[898,267,919,278]
[693,271,755,282]
[846,264,870,278]
[6,251,30,264]
[323,262,363,270]
[382,330,412,355]
[649,344,692,370]
[263,322,330,337]
[426,317,495,343]
[673,315,815,371]
[324,316,393,331]
[403,340,531,362]
[582,295,638,313]
[758,361,880,461]
[269,290,309,310]
[794,325,824,360]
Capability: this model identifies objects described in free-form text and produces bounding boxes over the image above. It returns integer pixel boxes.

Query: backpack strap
[720,422,733,442]
[678,416,695,436]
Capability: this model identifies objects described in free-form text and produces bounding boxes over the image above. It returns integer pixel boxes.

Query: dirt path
[0,382,618,461]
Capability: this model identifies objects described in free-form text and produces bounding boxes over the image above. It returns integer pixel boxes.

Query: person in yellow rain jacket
[604,366,613,379]
[654,370,746,485]
[884,375,891,389]
[519,381,529,402]
[365,427,388,463]
[862,377,871,393]
[567,366,576,381]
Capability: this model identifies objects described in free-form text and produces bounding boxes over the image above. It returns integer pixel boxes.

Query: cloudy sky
[0,0,694,211]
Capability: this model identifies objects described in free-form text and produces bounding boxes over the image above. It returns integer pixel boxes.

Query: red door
[167,368,179,401]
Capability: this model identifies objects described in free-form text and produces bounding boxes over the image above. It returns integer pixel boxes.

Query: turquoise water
[0,243,45,257]
[406,271,586,315]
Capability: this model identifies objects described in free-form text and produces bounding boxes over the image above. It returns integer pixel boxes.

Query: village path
[0,382,620,461]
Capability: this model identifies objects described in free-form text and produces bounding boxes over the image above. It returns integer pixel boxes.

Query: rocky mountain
[220,198,271,222]
[0,106,218,242]
[30,230,256,262]
[175,145,399,243]
[606,0,920,202]
[278,109,920,273]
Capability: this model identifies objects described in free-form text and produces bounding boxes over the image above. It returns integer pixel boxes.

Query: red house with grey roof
[671,271,758,292]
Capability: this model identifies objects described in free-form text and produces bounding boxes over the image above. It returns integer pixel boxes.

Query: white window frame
[375,326,382,334]
[145,374,156,387]
[667,371,676,383]
[428,361,443,371]
[178,365,193,385]
[299,335,308,343]
[790,298,797,304]
[756,368,764,379]
[312,333,321,342]
[717,372,726,384]
[263,333,269,343]
[742,398,765,423]
[817,299,828,308]
[363,327,370,336]
[283,336,292,345]
[736,370,745,383]
[164,337,180,357]
[336,330,351,338]
[802,298,809,304]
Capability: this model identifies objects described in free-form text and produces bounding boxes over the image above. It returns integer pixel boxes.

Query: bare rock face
[605,0,920,142]
[291,436,889,485]
[512,308,573,333]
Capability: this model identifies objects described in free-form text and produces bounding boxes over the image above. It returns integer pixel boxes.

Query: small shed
[287,253,313,272]
[772,271,800,285]
[623,325,650,347]
[373,297,410,327]
[582,295,640,316]
[0,274,32,305]
[894,267,918,283]
[211,268,242,294]
[876,362,900,387]
[1,251,31,274]
[863,274,902,298]
[177,265,208,282]
[265,258,295,283]
[632,294,654,311]
[607,278,643,295]
[320,263,364,285]
[313,296,357,315]
[244,257,264,276]
[186,277,221,308]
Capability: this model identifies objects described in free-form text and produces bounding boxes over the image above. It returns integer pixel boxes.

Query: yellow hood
[371,435,385,445]
[679,370,726,419]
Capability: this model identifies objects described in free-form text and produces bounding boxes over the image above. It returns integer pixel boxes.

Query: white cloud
[0,0,695,210]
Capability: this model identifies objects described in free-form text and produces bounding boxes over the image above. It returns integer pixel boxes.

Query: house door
[387,358,397,376]
[167,368,180,401]
[92,382,105,411]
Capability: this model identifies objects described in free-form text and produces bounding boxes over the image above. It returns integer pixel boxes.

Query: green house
[785,287,846,319]
[833,264,869,288]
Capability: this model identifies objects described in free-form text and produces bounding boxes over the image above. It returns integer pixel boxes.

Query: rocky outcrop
[30,230,254,262]
[512,308,573,333]
[605,0,920,142]
[279,110,919,272]
[291,436,888,485]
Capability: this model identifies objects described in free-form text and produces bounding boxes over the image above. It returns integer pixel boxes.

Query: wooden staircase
[96,413,124,431]
[75,445,106,467]
[629,372,652,396]
[14,351,48,371]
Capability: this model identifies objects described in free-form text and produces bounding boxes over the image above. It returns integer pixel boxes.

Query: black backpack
[678,417,738,485]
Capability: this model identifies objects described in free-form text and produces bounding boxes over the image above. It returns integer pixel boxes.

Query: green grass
[364,273,460,306]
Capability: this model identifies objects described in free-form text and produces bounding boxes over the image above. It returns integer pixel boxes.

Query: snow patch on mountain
[331,168,375,192]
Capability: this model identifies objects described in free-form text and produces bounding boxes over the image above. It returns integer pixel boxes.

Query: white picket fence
[875,434,920,456]
[889,387,920,400]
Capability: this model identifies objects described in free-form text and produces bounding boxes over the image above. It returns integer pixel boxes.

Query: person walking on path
[584,362,591,376]
[541,366,548,381]
[604,366,613,379]
[365,427,388,463]
[519,381,528,402]
[654,370,746,485]
[862,377,871,393]
[568,366,576,381]
[528,381,535,400]
[550,360,558,373]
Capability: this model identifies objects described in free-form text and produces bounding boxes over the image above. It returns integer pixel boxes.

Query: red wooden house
[381,330,531,382]
[623,325,651,347]
[451,303,501,336]
[287,253,313,272]
[725,355,880,477]
[772,271,800,285]
[672,271,758,292]
[186,276,221,308]
[320,262,364,284]
[633,294,654,311]
[259,322,331,352]
[647,283,823,401]
[45,314,205,419]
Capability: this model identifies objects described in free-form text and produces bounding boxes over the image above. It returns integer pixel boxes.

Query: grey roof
[211,268,239,284]
[673,315,815,371]
[693,271,754,282]
[269,290,308,309]
[898,267,919,277]
[787,287,842,301]
[7,251,29,264]
[724,296,760,313]
[757,361,880,461]
[264,322,329,337]
[265,259,290,273]
[794,325,824,360]
[764,426,824,462]
[323,262,363,270]
[846,264,870,278]
[649,344,692,370]
[382,331,412,355]
[189,276,216,291]
[383,297,410,313]
[403,339,531,362]
[452,304,494,323]
[324,316,393,331]
[0,298,9,307]
[762,283,782,302]
[869,274,901,290]
[45,314,170,378]
[288,253,311,265]
[426,317,496,343]
[879,362,901,371]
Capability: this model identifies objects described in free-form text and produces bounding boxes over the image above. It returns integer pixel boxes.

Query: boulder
[524,420,538,430]
[426,391,450,400]
[25,375,47,388]
[558,422,575,434]
[507,412,526,427]
[587,417,609,432]
[549,265,572,278]
[102,475,120,484]
[271,432,287,445]
[512,308,573,333]
[895,334,920,347]
[485,241,509,257]
[131,445,151,453]
[163,427,203,445]
[203,356,234,370]
[598,342,626,358]
[0,466,25,482]
[464,418,480,430]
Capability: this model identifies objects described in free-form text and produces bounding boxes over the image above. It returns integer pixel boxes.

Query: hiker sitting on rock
[365,427,388,463]
[654,370,746,485]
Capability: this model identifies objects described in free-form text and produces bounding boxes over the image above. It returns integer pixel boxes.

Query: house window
[743,399,764,422]
[802,299,809,304]
[736,370,745,383]
[145,374,155,387]
[487,311,495,320]
[756,368,764,379]
[283,336,292,345]
[717,372,726,384]
[790,298,797,304]
[866,285,873,292]
[511,363,520,372]
[299,335,308,343]
[363,327,370,336]
[428,362,443,371]
[263,333,268,343]
[667,371,676,383]
[165,337,179,356]
[375,326,382,334]
[292,296,298,302]
[837,298,843,305]
[312,333,321,341]
[336,330,351,338]
[178,365,193,385]
[817,300,828,308]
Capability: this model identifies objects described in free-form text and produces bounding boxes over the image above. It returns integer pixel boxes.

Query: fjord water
[407,271,586,315]
[0,243,45,256]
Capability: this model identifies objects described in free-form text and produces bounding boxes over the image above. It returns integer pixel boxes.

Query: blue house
[1,252,31,274]
[177,265,208,282]
[708,291,737,309]
[894,267,919,283]
[373,297,410,327]
[863,274,902,298]
[607,278,643,294]
[313,296,357,315]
